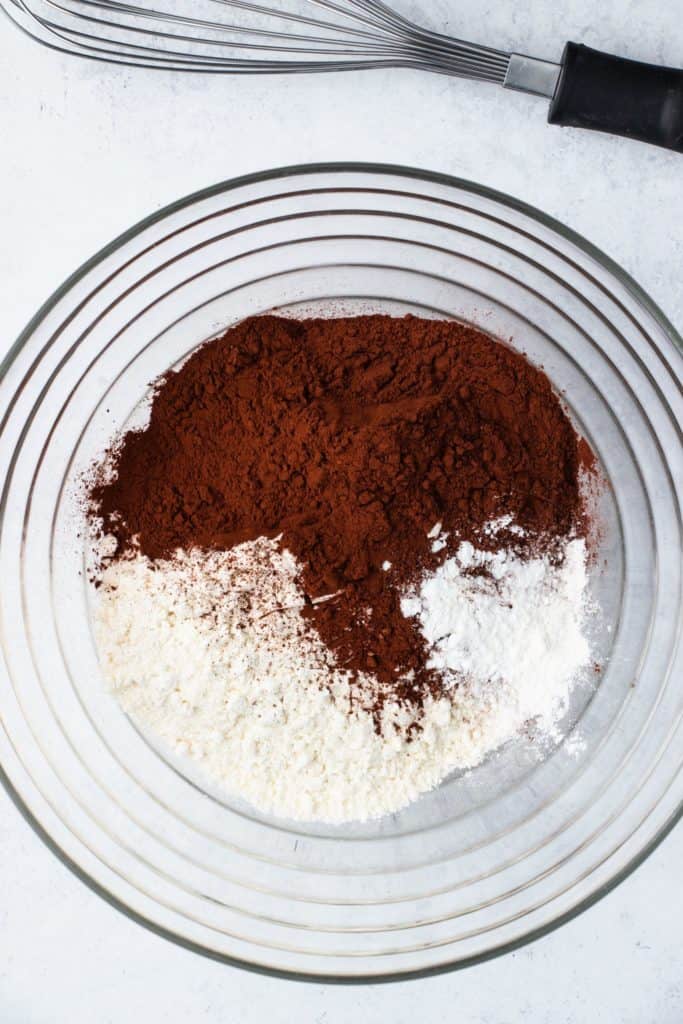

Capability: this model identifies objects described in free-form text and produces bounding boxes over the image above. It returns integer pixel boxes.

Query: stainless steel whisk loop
[1,0,512,82]
[6,0,681,149]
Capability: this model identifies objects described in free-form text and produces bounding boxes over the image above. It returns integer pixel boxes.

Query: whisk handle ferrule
[548,42,683,153]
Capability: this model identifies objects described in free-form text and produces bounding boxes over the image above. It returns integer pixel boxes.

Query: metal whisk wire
[2,0,511,81]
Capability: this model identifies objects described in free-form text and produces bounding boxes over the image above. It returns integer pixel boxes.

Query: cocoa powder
[90,314,589,715]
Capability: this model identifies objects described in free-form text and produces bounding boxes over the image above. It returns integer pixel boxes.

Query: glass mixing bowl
[1,165,681,981]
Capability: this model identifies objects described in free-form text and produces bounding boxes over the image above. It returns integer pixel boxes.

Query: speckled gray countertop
[0,1,681,1020]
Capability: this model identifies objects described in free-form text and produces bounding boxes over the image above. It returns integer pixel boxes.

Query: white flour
[94,533,592,823]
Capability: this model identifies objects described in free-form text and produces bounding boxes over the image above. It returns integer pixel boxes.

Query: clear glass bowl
[1,165,681,981]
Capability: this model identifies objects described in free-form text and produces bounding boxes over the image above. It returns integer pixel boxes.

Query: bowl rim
[1,161,681,984]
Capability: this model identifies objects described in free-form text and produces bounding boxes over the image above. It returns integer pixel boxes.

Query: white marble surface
[0,1,681,1020]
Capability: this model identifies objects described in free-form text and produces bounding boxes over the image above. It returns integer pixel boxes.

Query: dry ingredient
[91,314,593,725]
[88,314,597,822]
[95,534,590,823]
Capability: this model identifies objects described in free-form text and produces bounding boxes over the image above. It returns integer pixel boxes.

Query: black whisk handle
[548,42,683,153]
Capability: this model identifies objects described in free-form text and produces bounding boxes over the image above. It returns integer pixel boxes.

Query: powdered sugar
[94,529,593,823]
[402,537,591,740]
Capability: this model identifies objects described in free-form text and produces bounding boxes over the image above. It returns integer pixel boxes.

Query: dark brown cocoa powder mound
[90,314,588,716]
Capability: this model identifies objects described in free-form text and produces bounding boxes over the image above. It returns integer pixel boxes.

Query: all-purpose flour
[94,531,592,823]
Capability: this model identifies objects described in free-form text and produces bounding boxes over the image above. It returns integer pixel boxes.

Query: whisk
[3,0,682,152]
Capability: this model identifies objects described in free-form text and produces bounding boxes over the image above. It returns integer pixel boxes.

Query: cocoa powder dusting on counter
[90,315,588,716]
